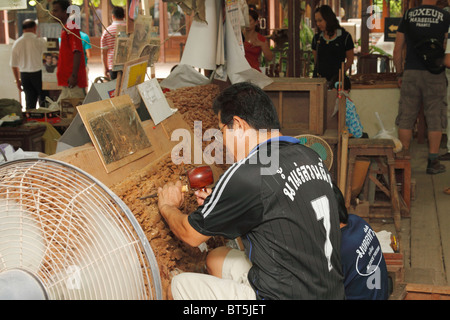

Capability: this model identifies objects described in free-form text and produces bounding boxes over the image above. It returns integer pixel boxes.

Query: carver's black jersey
[188,137,345,300]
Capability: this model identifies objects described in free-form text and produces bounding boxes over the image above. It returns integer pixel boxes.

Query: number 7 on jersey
[311,196,334,272]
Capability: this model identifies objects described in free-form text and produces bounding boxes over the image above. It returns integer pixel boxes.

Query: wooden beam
[287,0,301,77]
[0,10,9,44]
[360,0,370,55]
[159,0,166,63]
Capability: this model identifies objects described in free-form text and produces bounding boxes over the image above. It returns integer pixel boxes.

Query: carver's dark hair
[212,82,280,130]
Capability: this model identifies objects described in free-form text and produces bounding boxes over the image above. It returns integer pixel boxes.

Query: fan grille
[296,134,334,171]
[0,158,161,300]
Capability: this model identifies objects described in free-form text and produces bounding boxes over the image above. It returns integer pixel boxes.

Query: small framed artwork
[113,36,130,67]
[77,95,153,173]
[128,14,153,61]
[117,55,149,96]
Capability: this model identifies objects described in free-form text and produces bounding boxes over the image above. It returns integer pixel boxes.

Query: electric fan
[295,134,334,171]
[0,158,162,300]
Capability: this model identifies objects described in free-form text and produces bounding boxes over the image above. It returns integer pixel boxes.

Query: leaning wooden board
[49,110,192,188]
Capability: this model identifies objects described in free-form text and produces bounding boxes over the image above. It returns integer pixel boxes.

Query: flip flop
[444,187,450,195]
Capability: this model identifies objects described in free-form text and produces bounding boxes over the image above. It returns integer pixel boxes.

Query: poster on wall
[42,51,62,90]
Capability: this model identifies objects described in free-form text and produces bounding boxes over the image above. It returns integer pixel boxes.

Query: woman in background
[312,5,354,82]
[242,9,273,72]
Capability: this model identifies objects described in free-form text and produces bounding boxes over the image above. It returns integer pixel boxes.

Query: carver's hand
[194,188,212,206]
[158,180,185,211]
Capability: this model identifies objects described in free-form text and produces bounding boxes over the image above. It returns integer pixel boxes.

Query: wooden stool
[394,156,411,214]
[345,139,401,233]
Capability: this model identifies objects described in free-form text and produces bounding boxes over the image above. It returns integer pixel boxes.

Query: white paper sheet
[180,0,222,70]
[224,8,273,88]
[137,79,177,125]
[159,64,210,90]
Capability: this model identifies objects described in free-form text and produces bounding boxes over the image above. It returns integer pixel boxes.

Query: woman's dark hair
[249,9,260,32]
[315,5,341,37]
[329,74,351,91]
[112,6,125,19]
[333,183,348,224]
[212,82,280,130]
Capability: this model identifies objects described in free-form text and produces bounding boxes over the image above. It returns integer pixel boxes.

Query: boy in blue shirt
[334,184,390,300]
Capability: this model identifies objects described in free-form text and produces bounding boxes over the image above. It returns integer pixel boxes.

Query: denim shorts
[396,69,447,131]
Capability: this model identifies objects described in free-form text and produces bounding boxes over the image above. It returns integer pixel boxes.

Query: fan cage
[0,158,162,300]
[295,134,333,171]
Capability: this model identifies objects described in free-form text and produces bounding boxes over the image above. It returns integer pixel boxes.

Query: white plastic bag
[373,112,403,153]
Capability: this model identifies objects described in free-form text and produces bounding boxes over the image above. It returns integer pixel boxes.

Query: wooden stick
[140,185,189,200]
[339,129,349,196]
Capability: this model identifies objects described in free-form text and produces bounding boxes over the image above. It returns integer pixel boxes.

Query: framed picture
[128,14,153,61]
[46,38,59,51]
[113,36,130,67]
[42,51,62,90]
[117,55,149,96]
[77,95,153,173]
[139,38,160,66]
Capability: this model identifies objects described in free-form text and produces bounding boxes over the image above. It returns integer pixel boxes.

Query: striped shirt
[188,137,345,300]
[100,20,126,70]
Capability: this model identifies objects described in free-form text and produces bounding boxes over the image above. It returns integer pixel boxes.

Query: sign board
[384,17,401,42]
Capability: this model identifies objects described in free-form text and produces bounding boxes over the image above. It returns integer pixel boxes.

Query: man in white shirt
[10,19,47,109]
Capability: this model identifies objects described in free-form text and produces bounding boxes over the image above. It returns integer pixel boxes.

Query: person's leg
[395,70,422,154]
[206,246,232,277]
[170,247,255,300]
[170,272,256,300]
[32,70,47,108]
[428,131,443,155]
[20,72,38,109]
[422,71,446,174]
[398,128,413,152]
[439,69,450,160]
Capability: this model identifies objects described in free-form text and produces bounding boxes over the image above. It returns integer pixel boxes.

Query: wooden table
[0,124,46,152]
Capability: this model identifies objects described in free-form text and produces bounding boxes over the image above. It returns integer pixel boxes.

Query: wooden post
[360,0,370,55]
[0,11,9,45]
[287,0,301,77]
[159,0,166,63]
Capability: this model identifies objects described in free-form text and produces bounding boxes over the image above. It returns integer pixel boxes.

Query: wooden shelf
[263,77,327,136]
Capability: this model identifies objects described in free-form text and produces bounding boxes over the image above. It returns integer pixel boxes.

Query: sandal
[444,187,450,195]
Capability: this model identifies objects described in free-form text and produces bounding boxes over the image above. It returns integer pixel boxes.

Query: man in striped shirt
[158,82,345,300]
[101,6,126,80]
